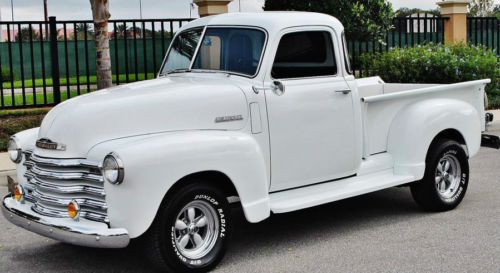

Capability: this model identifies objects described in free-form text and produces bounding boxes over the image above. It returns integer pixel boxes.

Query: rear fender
[387,99,481,180]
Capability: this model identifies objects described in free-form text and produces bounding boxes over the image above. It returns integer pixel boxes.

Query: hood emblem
[36,138,66,151]
[215,115,243,123]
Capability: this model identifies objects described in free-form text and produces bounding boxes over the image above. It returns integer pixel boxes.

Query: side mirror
[272,81,285,96]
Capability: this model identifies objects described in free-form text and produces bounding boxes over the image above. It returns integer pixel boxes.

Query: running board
[269,170,415,214]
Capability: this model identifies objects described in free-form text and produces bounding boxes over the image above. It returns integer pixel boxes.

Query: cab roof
[178,12,345,34]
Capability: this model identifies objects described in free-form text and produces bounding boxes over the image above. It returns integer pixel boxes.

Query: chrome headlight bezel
[102,152,125,185]
[7,137,22,164]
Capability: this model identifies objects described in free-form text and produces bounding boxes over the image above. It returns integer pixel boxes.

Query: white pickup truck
[3,12,499,272]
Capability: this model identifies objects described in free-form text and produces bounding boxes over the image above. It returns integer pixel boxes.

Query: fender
[387,98,481,180]
[87,130,270,238]
[11,128,39,184]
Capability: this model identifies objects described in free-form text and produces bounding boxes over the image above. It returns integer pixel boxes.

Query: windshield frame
[159,25,269,79]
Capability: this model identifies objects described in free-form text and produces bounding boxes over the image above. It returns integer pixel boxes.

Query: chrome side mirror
[272,81,285,96]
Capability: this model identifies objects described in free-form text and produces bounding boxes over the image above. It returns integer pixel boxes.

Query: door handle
[335,89,351,95]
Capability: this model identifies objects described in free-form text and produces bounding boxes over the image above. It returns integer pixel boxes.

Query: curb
[0,170,16,186]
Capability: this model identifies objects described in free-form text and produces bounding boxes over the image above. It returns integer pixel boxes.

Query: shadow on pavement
[5,186,428,272]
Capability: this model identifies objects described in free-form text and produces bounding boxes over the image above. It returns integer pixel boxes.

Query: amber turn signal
[14,185,24,203]
[68,200,80,220]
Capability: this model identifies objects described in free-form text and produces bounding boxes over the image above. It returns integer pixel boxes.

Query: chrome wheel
[173,200,219,260]
[435,154,461,199]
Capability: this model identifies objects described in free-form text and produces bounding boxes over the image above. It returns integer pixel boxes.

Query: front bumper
[2,195,130,248]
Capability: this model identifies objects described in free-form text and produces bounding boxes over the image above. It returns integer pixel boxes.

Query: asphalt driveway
[1,126,499,273]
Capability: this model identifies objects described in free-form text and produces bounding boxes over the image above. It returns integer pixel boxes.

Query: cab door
[265,27,358,192]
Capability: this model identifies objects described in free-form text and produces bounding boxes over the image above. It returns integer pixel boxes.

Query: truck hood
[37,75,249,158]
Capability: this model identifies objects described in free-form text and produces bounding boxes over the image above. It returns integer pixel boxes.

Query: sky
[0,0,499,21]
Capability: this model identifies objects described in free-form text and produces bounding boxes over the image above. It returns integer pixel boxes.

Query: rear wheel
[143,182,231,272]
[411,139,469,211]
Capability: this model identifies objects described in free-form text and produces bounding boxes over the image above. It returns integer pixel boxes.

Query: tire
[410,139,469,212]
[143,182,231,273]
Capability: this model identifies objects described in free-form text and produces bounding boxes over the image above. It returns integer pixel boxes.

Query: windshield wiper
[165,68,192,75]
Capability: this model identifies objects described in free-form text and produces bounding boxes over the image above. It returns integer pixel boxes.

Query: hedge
[360,43,499,109]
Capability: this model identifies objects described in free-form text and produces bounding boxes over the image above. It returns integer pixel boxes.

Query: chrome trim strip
[2,196,128,248]
[26,175,106,196]
[32,190,108,210]
[27,167,103,182]
[29,154,99,168]
[32,203,109,223]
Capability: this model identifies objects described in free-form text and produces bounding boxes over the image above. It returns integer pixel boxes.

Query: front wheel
[411,139,469,212]
[143,182,231,272]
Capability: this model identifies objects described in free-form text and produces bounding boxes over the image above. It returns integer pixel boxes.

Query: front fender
[11,127,39,183]
[87,131,270,238]
[387,99,481,180]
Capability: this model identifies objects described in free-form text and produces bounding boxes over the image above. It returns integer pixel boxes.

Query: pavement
[0,113,499,273]
[0,153,15,187]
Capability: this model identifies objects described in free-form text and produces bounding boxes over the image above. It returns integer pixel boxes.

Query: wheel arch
[427,129,468,159]
[165,170,239,201]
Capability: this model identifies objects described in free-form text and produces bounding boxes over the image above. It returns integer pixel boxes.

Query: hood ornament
[36,138,66,151]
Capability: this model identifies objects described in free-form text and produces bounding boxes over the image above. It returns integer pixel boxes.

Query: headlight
[7,138,22,163]
[102,152,124,185]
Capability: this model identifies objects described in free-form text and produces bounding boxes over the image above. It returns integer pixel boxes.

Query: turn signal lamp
[68,200,80,220]
[14,185,25,203]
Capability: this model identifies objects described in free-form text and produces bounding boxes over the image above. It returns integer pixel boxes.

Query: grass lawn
[2,90,90,107]
[2,73,156,89]
[0,108,49,151]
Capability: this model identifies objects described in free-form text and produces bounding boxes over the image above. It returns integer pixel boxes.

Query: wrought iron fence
[0,17,192,109]
[348,14,448,77]
[0,14,453,109]
[467,17,499,56]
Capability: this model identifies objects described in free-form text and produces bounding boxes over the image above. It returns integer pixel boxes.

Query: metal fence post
[49,16,61,104]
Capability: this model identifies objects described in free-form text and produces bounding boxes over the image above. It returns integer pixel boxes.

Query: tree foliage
[15,26,39,42]
[263,0,395,42]
[74,23,95,40]
[396,8,440,17]
[493,4,500,18]
[469,0,495,17]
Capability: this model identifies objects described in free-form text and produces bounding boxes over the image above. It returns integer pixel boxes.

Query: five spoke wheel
[174,200,219,260]
[434,154,461,199]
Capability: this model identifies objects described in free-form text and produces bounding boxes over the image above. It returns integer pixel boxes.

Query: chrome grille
[23,151,108,224]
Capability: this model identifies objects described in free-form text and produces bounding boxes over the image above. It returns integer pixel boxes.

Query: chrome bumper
[2,195,130,248]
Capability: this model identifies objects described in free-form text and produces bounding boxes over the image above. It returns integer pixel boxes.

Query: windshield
[161,27,266,77]
[162,28,203,73]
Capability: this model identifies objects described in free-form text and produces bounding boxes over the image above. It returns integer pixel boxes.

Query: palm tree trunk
[90,0,112,89]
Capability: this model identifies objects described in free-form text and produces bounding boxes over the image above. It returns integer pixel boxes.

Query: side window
[272,31,337,79]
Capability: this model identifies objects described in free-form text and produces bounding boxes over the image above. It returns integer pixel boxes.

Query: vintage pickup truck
[3,12,499,272]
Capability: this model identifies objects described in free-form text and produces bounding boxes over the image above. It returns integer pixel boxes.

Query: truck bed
[356,77,490,156]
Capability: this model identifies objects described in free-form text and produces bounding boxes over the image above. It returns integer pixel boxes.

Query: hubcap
[435,154,461,199]
[173,200,219,260]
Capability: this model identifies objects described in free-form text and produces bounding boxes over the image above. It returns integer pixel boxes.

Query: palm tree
[90,0,112,89]
[74,23,95,40]
[115,23,129,39]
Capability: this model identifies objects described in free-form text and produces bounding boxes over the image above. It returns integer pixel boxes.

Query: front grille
[22,151,109,224]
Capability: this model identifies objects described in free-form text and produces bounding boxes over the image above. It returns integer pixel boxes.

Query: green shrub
[1,70,14,82]
[360,43,500,108]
